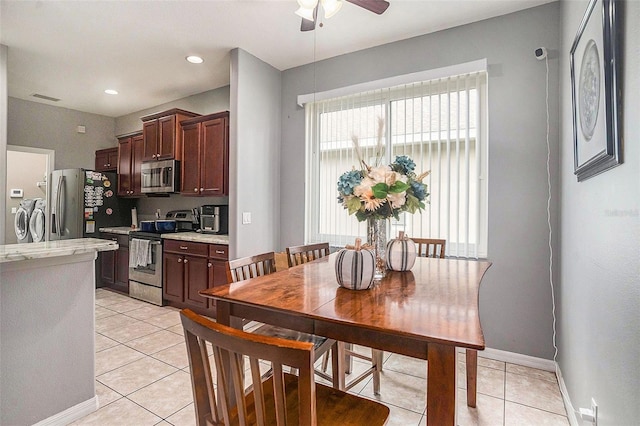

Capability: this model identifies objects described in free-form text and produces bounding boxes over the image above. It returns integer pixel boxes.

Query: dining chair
[226,252,338,386]
[285,242,331,267]
[181,309,390,426]
[286,242,383,395]
[413,238,446,258]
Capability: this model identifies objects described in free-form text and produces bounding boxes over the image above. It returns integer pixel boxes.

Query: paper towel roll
[131,207,138,229]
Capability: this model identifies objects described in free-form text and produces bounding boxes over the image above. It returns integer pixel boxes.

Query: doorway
[5,146,54,244]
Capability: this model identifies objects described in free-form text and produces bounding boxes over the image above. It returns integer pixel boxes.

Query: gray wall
[229,48,282,259]
[558,1,640,424]
[1,45,8,244]
[8,97,116,170]
[280,3,561,359]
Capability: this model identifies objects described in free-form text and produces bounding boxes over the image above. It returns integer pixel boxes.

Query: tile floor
[73,289,570,425]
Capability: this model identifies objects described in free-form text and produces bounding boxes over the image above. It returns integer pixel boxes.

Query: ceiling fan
[296,0,390,32]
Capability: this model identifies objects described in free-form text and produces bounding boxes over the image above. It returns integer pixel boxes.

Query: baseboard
[33,396,98,426]
[555,364,580,426]
[459,346,556,371]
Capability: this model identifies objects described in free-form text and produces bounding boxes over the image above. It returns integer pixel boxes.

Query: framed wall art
[570,0,623,182]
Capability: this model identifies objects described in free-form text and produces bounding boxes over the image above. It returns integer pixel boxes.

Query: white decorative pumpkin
[386,232,417,271]
[335,239,376,290]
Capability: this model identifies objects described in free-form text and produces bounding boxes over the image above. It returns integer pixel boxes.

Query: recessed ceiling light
[186,55,204,64]
[104,89,118,95]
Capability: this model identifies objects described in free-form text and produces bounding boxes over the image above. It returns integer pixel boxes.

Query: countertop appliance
[141,159,179,194]
[49,169,135,240]
[200,204,228,234]
[128,210,195,306]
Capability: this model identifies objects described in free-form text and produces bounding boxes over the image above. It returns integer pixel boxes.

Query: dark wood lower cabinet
[163,240,228,316]
[98,233,129,293]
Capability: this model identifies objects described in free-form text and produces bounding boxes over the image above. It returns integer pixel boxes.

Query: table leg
[426,343,457,426]
[466,349,478,407]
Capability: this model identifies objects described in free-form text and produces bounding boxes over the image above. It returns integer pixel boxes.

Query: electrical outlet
[242,212,252,225]
[591,398,598,426]
[579,398,598,425]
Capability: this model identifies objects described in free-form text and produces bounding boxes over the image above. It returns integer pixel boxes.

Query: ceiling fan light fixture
[295,0,318,21]
[321,0,342,19]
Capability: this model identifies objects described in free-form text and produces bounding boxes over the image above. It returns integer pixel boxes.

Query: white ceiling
[1,0,554,118]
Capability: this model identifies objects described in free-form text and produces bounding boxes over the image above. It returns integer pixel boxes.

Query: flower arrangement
[337,118,430,222]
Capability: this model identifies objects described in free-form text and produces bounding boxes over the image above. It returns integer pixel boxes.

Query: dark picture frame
[570,0,623,182]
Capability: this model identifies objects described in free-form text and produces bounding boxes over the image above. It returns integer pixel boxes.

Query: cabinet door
[163,252,185,302]
[207,259,228,313]
[100,250,116,286]
[184,255,209,309]
[201,117,228,196]
[180,122,201,195]
[142,120,159,161]
[107,149,119,170]
[117,138,132,196]
[158,115,176,160]
[95,151,109,172]
[114,247,130,293]
[132,133,144,195]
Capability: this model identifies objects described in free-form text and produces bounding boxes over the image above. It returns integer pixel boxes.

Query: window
[305,70,488,258]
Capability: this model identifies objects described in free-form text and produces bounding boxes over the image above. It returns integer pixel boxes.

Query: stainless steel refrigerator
[48,169,135,240]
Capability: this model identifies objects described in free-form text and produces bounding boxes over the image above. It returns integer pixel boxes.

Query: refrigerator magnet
[106,208,113,215]
[85,221,96,234]
[84,208,93,219]
[105,190,113,197]
[103,180,111,188]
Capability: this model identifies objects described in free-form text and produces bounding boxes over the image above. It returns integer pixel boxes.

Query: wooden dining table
[200,253,491,425]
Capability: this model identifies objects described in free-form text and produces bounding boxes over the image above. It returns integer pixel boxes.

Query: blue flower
[410,180,428,201]
[337,170,363,196]
[392,155,416,175]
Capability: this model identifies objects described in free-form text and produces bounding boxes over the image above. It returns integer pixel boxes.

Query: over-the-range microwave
[141,159,179,194]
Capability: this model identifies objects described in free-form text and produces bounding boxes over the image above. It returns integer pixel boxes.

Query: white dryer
[14,198,36,243]
[29,199,47,243]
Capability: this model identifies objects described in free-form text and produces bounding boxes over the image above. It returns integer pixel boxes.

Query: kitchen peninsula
[0,238,118,425]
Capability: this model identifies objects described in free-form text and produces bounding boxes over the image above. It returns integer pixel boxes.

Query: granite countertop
[161,232,229,245]
[99,227,136,235]
[0,238,118,263]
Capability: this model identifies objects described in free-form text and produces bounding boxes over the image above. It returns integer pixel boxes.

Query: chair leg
[372,349,383,396]
[466,349,478,407]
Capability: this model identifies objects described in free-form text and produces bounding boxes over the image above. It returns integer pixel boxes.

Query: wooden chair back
[286,243,331,268]
[180,308,317,425]
[413,238,446,259]
[226,252,277,283]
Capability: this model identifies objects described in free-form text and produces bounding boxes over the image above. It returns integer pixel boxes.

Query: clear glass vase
[366,217,387,281]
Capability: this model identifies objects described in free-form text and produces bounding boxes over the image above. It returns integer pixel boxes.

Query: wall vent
[31,93,61,102]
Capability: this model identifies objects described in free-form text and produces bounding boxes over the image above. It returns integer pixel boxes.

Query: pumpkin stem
[355,238,362,250]
[398,231,405,239]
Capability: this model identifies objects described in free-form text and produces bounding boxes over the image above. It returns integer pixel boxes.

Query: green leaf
[371,183,389,199]
[404,194,421,214]
[388,181,410,193]
[346,197,362,215]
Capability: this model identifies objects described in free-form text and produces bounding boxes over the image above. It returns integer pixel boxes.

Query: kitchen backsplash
[135,194,229,221]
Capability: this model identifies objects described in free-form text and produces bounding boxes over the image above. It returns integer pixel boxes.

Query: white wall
[281,3,561,359]
[1,45,8,243]
[230,48,282,258]
[558,1,640,424]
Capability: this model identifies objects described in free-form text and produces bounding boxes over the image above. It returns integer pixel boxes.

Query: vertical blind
[305,71,488,258]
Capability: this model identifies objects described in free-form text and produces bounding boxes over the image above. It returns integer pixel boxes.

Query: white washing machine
[14,198,36,243]
[29,199,47,243]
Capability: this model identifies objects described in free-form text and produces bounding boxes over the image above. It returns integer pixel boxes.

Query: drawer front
[164,239,208,257]
[101,233,129,248]
[208,244,229,260]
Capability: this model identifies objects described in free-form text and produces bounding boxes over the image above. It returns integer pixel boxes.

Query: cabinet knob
[194,188,198,192]
[178,258,182,263]
[184,259,188,263]
[215,250,225,254]
[180,246,188,250]
[200,188,204,192]
[208,262,212,267]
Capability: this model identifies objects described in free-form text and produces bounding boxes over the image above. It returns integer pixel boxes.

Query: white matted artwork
[570,0,623,181]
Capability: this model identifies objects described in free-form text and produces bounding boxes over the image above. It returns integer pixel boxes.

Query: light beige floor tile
[97,357,178,396]
[383,403,423,425]
[95,294,131,307]
[505,401,569,425]
[95,381,122,408]
[95,305,118,319]
[359,369,426,413]
[95,313,140,333]
[384,353,427,379]
[128,370,193,419]
[126,330,185,355]
[95,333,119,352]
[152,343,190,370]
[166,403,196,426]
[506,363,557,382]
[101,320,162,343]
[125,304,173,320]
[458,362,505,399]
[95,344,145,376]
[316,356,377,394]
[144,310,182,329]
[106,299,150,313]
[478,356,506,371]
[167,323,185,336]
[506,372,565,416]
[70,397,161,425]
[456,387,505,426]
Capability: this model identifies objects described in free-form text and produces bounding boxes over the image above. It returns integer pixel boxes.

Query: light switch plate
[242,212,252,225]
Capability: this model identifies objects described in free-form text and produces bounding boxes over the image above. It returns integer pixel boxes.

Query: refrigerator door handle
[56,175,65,238]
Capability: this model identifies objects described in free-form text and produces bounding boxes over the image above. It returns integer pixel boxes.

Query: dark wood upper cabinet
[95,147,118,172]
[179,111,230,197]
[141,109,199,162]
[117,131,143,197]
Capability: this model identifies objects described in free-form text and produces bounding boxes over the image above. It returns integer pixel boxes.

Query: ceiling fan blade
[345,0,390,15]
[300,4,318,31]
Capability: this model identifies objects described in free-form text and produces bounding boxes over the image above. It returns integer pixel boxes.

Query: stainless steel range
[128,210,197,305]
